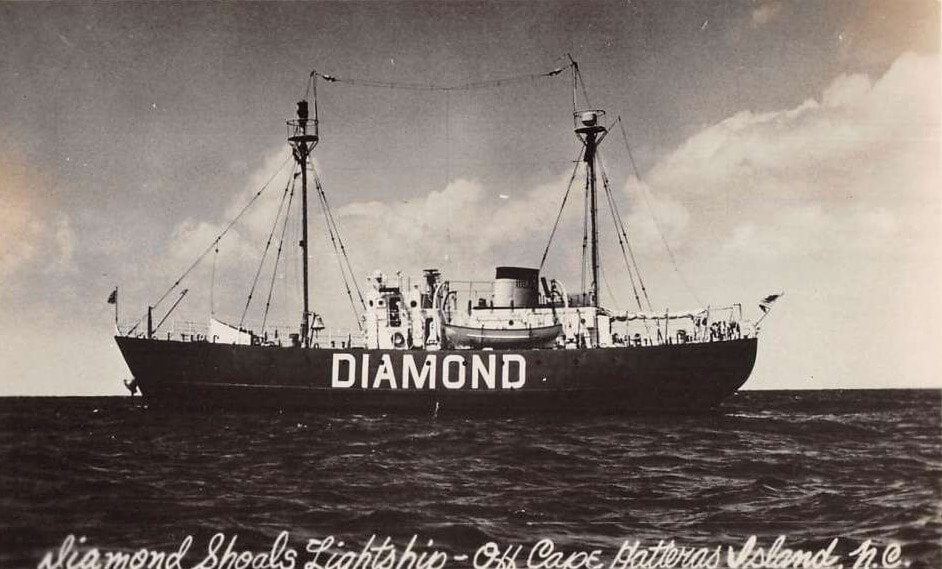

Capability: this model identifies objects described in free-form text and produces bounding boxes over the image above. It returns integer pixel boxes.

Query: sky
[0,0,939,395]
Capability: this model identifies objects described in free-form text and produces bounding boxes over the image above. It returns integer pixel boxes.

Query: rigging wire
[239,169,295,328]
[153,154,292,311]
[312,63,571,92]
[262,173,298,333]
[310,167,366,328]
[615,116,703,306]
[597,154,656,343]
[127,153,293,335]
[291,199,301,313]
[131,59,693,341]
[601,180,645,312]
[538,147,586,271]
[310,168,366,311]
[210,240,219,317]
[567,55,592,113]
[597,154,652,312]
[600,266,621,311]
[314,58,577,312]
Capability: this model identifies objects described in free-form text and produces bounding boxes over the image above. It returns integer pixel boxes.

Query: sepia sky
[1,1,939,395]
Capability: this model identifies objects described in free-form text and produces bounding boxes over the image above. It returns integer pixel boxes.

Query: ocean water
[0,390,939,569]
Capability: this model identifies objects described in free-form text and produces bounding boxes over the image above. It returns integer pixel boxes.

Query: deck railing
[116,315,751,349]
[117,320,367,348]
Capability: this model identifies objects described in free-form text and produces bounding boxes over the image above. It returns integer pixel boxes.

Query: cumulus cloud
[634,52,941,388]
[643,52,939,252]
[174,51,940,300]
[334,175,581,276]
[164,161,587,327]
[167,150,294,265]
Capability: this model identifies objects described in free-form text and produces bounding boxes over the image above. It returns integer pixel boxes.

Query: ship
[114,60,766,414]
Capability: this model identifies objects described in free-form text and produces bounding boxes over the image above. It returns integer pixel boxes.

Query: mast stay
[126,155,293,337]
[129,57,708,345]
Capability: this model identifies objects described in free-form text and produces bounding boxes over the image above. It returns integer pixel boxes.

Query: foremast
[288,98,319,347]
[575,108,608,343]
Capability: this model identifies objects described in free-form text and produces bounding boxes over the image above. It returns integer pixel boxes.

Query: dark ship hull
[115,336,757,414]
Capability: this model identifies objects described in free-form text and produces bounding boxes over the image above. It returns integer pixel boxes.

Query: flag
[759,293,782,313]
[107,288,118,305]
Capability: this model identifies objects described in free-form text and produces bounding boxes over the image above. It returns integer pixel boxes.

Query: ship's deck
[116,319,751,350]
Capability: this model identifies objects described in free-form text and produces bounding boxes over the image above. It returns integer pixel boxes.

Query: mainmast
[288,95,319,347]
[574,109,607,310]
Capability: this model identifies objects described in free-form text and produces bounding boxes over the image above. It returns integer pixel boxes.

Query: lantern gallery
[330,353,528,390]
